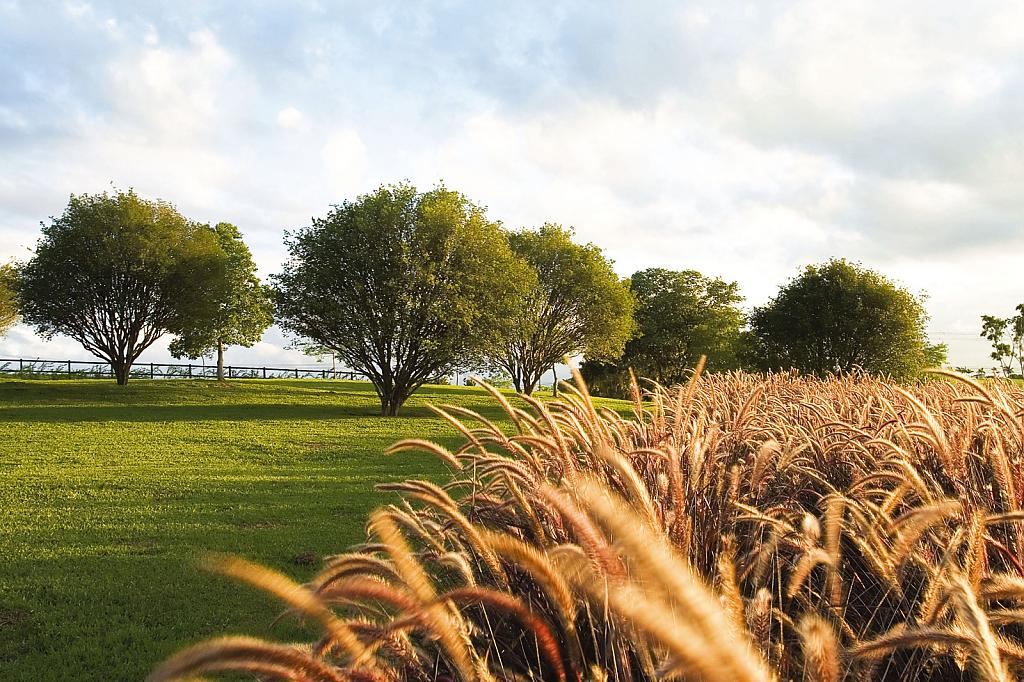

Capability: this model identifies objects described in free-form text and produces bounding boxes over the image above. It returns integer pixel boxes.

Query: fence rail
[0,358,370,381]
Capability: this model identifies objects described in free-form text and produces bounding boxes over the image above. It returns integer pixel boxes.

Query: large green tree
[490,224,635,395]
[579,268,744,396]
[274,182,530,416]
[747,259,945,380]
[623,268,744,382]
[15,190,226,384]
[0,264,18,335]
[169,222,274,380]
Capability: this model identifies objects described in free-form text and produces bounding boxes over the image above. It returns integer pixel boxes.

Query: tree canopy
[488,224,635,395]
[274,182,530,415]
[169,222,274,380]
[747,259,945,380]
[15,189,226,384]
[579,268,743,395]
[625,268,744,381]
[0,264,18,336]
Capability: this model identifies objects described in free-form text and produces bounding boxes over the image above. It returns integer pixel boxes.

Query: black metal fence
[0,358,369,381]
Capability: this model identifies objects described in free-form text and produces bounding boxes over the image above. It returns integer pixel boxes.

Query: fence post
[149,363,154,379]
[228,366,233,379]
[18,359,22,372]
[262,367,267,379]
[294,368,299,379]
[68,360,72,375]
[188,364,192,378]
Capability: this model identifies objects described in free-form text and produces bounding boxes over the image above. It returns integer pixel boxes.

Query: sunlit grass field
[0,378,617,681]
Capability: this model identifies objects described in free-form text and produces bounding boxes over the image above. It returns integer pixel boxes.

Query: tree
[578,359,633,398]
[625,268,744,382]
[15,189,226,384]
[0,264,18,335]
[980,305,1024,377]
[579,268,744,395]
[169,223,274,380]
[274,182,530,416]
[489,224,635,395]
[747,259,945,381]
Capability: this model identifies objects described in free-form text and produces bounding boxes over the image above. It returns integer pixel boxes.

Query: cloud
[0,0,1021,369]
[107,28,236,137]
[63,1,92,19]
[321,130,368,196]
[419,100,856,301]
[276,106,305,130]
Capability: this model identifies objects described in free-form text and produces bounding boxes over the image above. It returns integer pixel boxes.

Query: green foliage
[980,305,1024,377]
[923,339,949,370]
[273,182,531,415]
[169,222,274,378]
[577,359,633,398]
[586,268,744,392]
[0,263,18,335]
[14,189,226,384]
[491,224,635,394]
[747,258,942,381]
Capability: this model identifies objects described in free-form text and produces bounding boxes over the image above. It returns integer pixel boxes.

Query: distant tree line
[1,184,953,413]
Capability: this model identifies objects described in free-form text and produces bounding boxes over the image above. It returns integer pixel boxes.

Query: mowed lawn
[0,378,615,681]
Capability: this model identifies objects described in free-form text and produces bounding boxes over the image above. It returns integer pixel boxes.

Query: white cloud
[107,28,236,137]
[276,106,305,130]
[421,100,856,302]
[1,1,1022,369]
[0,106,29,131]
[63,1,91,18]
[321,129,367,195]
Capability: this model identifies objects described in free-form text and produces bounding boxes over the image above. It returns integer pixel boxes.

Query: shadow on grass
[0,401,513,424]
[0,378,490,398]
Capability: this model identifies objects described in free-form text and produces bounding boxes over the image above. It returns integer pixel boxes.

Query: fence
[0,358,370,381]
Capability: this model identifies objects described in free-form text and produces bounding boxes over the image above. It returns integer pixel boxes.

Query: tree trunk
[510,364,543,395]
[112,360,130,385]
[551,366,558,397]
[511,371,526,394]
[522,368,543,396]
[379,386,408,416]
[216,340,225,381]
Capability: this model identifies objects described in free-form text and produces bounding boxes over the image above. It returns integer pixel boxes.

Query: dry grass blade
[203,555,374,669]
[946,575,1010,681]
[798,615,841,682]
[849,626,973,659]
[146,636,355,682]
[153,370,1024,682]
[385,439,462,468]
[367,511,479,681]
[576,478,773,682]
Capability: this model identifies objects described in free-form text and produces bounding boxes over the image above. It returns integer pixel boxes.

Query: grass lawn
[0,378,623,681]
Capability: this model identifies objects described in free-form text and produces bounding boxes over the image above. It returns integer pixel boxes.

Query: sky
[1,0,1023,372]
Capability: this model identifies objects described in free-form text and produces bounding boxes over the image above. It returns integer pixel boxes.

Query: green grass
[0,378,624,681]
